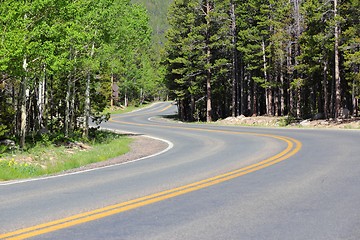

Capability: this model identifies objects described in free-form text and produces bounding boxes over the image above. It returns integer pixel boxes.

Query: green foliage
[278,115,297,127]
[164,0,236,121]
[0,126,9,140]
[342,0,360,100]
[0,0,162,144]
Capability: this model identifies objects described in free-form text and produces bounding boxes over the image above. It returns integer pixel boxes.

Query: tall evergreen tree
[342,0,360,116]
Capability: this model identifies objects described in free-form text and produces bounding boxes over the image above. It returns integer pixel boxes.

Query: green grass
[0,133,132,181]
[0,159,44,181]
[343,124,360,129]
[103,103,152,115]
[48,137,132,173]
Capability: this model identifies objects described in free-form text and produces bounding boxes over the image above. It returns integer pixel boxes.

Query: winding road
[1,102,360,240]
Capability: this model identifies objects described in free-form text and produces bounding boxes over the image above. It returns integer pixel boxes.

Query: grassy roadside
[0,104,157,181]
[103,103,152,115]
[0,132,132,181]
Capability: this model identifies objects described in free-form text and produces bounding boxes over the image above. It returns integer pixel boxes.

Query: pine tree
[342,0,360,116]
[165,0,201,121]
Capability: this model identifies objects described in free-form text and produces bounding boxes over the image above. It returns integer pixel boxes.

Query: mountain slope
[131,0,172,50]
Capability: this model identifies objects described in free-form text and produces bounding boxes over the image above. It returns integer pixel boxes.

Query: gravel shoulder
[217,115,360,129]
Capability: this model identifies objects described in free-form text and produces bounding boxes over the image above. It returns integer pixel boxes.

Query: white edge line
[0,129,174,186]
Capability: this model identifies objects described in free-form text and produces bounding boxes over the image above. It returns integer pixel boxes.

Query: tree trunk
[20,57,28,149]
[239,56,244,115]
[280,67,285,116]
[83,42,95,138]
[12,84,17,136]
[70,68,76,133]
[66,50,76,136]
[230,0,237,117]
[296,87,301,117]
[83,72,91,138]
[352,78,358,117]
[190,94,195,121]
[206,65,212,122]
[37,68,45,132]
[323,61,329,118]
[179,99,185,120]
[253,80,258,116]
[124,91,128,107]
[65,76,71,136]
[111,73,114,107]
[293,0,302,117]
[262,39,271,115]
[206,0,212,122]
[49,75,54,132]
[334,0,341,118]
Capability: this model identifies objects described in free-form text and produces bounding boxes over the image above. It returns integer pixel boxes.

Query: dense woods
[164,0,360,122]
[0,0,163,147]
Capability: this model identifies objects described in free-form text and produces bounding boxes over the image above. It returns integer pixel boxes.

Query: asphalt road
[1,102,360,240]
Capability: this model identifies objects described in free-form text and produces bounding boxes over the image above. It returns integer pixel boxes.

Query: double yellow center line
[1,105,302,239]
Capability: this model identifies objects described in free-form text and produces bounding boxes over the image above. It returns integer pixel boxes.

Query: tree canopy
[0,0,162,146]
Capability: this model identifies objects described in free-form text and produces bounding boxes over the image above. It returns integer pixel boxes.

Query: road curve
[1,102,359,240]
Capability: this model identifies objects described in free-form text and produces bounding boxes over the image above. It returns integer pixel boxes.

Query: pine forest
[164,0,360,122]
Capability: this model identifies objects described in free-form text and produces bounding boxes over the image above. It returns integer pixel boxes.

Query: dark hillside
[131,0,172,51]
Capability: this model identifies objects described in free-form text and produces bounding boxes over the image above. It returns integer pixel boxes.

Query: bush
[0,125,9,139]
[279,115,297,127]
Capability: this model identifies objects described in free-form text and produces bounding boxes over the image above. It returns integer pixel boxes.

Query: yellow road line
[158,103,173,112]
[112,102,172,118]
[1,104,302,239]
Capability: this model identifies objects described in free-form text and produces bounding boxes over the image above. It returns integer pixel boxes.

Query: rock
[300,120,311,126]
[66,141,91,150]
[0,139,16,150]
[74,141,91,150]
[336,118,343,123]
[237,115,246,119]
[39,128,48,134]
[340,108,350,119]
[0,139,15,146]
[320,121,330,125]
[313,113,325,120]
[222,117,240,123]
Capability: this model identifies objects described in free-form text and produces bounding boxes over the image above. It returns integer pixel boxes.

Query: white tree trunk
[262,40,270,115]
[37,69,45,130]
[83,42,95,138]
[111,73,114,107]
[20,57,28,148]
[206,0,212,122]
